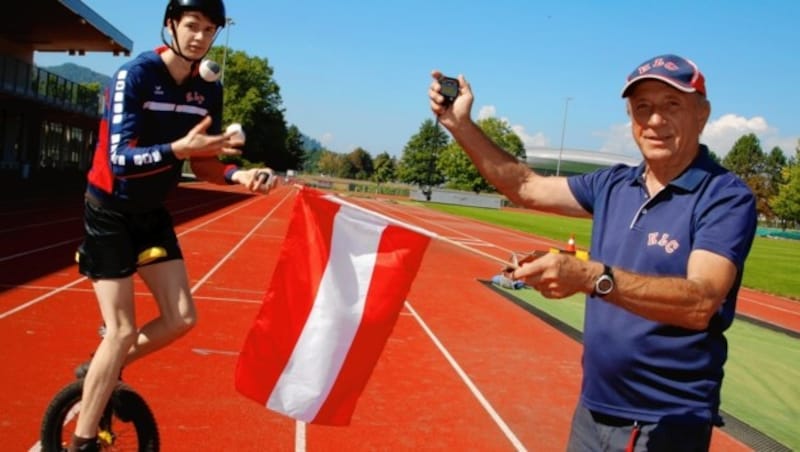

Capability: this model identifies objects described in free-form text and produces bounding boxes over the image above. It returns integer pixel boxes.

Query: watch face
[596,275,614,294]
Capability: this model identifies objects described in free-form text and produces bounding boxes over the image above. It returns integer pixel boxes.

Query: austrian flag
[235,187,432,425]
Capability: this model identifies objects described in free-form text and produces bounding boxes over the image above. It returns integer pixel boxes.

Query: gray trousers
[566,403,712,452]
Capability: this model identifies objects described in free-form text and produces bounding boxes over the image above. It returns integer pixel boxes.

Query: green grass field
[420,202,800,300]
[491,285,799,450]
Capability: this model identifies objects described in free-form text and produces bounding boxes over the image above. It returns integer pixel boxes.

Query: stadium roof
[1,0,132,56]
[525,147,641,175]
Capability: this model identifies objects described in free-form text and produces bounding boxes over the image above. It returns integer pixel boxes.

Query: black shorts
[77,198,183,279]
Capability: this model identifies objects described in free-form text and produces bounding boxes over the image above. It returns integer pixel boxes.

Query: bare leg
[74,260,195,439]
[74,277,138,439]
[124,259,197,365]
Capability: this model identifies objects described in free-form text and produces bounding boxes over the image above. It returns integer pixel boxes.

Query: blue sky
[36,0,799,160]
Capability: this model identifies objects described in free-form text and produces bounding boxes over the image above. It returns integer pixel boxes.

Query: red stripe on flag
[312,224,430,424]
[234,189,340,404]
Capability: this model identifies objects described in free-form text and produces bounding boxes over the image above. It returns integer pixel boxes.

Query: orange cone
[566,233,576,254]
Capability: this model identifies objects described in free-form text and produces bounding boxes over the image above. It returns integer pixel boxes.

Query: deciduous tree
[438,117,524,193]
[397,119,449,195]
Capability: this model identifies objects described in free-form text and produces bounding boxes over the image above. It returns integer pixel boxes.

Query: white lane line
[2,192,289,320]
[0,278,87,320]
[405,301,527,451]
[24,190,296,451]
[0,238,82,263]
[192,348,239,356]
[1,193,243,263]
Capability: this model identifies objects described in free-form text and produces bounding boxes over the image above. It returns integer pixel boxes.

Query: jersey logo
[647,232,680,254]
[186,91,205,105]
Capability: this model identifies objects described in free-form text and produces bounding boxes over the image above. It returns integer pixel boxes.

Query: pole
[555,97,572,177]
[221,17,235,84]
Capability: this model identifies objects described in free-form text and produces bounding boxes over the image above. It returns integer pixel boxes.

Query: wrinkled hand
[232,167,278,194]
[172,116,243,160]
[428,70,473,130]
[510,253,593,299]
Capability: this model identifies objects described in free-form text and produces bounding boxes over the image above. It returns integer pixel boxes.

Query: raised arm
[429,71,588,217]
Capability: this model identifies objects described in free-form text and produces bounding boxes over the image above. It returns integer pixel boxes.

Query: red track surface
[1,181,795,451]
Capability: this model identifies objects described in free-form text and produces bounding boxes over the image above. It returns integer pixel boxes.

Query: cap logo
[638,58,680,76]
[622,54,706,97]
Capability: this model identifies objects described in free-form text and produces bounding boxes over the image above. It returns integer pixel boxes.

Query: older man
[429,55,757,451]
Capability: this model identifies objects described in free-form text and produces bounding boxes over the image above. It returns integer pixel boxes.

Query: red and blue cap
[621,54,706,98]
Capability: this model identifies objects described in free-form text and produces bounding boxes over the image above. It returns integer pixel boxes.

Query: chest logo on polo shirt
[648,232,680,254]
[186,91,205,105]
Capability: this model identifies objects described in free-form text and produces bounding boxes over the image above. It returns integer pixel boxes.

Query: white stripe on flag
[267,204,387,421]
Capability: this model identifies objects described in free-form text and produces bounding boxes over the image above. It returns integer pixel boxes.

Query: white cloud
[319,132,335,147]
[512,125,549,148]
[703,115,798,157]
[596,122,638,157]
[478,104,549,148]
[477,105,496,120]
[702,114,771,157]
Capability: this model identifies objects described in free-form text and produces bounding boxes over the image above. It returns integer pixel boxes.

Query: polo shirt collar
[630,145,713,192]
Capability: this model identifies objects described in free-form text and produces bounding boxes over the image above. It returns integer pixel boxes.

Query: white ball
[199,59,221,82]
[226,123,246,143]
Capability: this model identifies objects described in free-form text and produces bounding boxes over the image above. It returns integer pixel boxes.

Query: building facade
[0,0,132,183]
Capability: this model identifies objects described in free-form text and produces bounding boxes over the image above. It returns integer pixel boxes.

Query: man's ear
[697,96,711,127]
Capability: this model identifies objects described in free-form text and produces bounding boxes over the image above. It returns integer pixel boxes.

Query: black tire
[40,380,160,451]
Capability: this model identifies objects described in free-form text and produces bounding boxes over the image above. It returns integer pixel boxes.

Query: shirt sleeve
[105,65,179,177]
[693,175,758,267]
[567,165,628,215]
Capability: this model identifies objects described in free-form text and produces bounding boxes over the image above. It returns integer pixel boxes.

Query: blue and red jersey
[87,47,223,211]
[567,146,757,424]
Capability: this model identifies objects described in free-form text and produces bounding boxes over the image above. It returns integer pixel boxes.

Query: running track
[1,181,797,451]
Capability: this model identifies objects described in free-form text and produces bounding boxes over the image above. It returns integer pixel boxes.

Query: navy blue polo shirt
[567,145,757,424]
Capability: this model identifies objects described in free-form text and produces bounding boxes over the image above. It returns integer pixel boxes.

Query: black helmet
[164,0,226,28]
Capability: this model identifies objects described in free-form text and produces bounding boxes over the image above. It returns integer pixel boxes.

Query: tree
[346,147,374,180]
[723,133,765,179]
[78,81,103,112]
[764,146,788,215]
[723,134,774,218]
[284,125,306,171]
[790,139,800,166]
[317,150,348,178]
[397,119,449,198]
[438,117,525,193]
[707,149,721,165]
[372,152,397,184]
[303,148,324,174]
[772,164,800,228]
[206,46,292,169]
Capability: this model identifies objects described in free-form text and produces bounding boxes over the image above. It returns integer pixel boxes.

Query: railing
[0,54,102,117]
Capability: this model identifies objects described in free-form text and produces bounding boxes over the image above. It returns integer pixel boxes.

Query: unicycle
[44,247,167,450]
[40,377,159,451]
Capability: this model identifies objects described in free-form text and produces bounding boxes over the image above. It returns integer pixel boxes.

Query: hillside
[44,63,111,86]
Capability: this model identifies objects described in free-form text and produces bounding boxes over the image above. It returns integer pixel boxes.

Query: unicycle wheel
[40,380,159,451]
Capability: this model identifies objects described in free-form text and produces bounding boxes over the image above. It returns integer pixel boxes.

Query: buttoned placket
[629,176,664,230]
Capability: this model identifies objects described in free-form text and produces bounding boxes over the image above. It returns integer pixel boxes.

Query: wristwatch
[593,264,615,297]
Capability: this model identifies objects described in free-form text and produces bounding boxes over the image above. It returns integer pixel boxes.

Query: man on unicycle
[67,1,274,450]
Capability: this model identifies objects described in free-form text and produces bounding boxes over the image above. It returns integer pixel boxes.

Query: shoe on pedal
[66,435,99,451]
